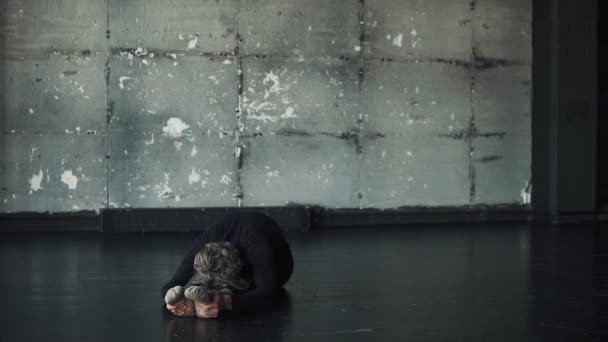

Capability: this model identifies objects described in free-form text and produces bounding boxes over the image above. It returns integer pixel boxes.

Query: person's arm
[161,234,208,300]
[228,244,280,313]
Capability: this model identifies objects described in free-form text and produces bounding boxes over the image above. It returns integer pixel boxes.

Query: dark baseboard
[0,211,100,233]
[311,206,534,229]
[0,206,605,233]
[100,207,311,233]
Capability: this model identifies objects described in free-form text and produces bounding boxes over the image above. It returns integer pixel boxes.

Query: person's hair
[192,242,250,290]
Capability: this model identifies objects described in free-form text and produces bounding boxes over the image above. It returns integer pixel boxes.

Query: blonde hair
[191,242,250,290]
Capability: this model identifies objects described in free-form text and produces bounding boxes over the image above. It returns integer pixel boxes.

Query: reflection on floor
[0,223,606,341]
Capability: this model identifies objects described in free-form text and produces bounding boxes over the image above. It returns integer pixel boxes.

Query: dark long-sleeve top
[161,213,293,313]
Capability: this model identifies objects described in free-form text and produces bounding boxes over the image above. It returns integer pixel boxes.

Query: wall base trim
[0,206,605,233]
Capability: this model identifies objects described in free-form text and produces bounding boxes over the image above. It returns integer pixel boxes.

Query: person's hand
[166,299,195,317]
[195,292,222,318]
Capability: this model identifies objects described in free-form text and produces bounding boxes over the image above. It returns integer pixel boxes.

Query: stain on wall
[0,0,532,212]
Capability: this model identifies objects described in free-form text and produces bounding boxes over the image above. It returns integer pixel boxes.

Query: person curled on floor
[162,212,294,318]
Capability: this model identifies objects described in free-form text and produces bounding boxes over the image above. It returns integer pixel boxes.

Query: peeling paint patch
[162,118,190,139]
[262,71,282,99]
[61,170,78,190]
[145,133,155,145]
[521,180,532,205]
[220,174,231,185]
[410,28,421,49]
[153,173,174,200]
[187,35,198,49]
[392,33,403,47]
[134,47,148,56]
[118,76,132,90]
[280,106,297,119]
[30,147,38,162]
[188,168,201,185]
[29,170,44,193]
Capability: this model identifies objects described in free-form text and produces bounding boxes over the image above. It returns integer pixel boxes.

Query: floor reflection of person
[162,213,294,318]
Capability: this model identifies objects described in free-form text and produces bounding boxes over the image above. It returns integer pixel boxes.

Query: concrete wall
[0,0,531,213]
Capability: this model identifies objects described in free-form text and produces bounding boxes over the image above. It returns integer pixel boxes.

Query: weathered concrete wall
[0,0,531,213]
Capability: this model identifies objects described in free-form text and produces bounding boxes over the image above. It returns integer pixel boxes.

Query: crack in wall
[234,0,244,207]
[468,0,478,205]
[104,0,111,212]
[356,0,366,209]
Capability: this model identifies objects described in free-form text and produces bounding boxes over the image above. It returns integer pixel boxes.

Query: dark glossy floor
[1,223,607,341]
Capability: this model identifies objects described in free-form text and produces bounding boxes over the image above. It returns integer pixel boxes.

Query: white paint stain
[520,181,532,204]
[190,145,198,157]
[142,59,149,66]
[118,76,132,90]
[280,106,297,119]
[266,170,280,178]
[188,168,201,185]
[145,133,155,145]
[134,47,147,56]
[262,71,283,99]
[208,75,219,85]
[29,170,44,193]
[178,33,185,40]
[392,33,403,48]
[162,118,190,139]
[354,45,361,51]
[30,147,38,161]
[61,170,79,190]
[222,59,232,65]
[246,112,278,123]
[187,36,198,49]
[153,173,174,200]
[174,141,183,150]
[220,174,231,185]
[28,108,34,114]
[411,30,421,49]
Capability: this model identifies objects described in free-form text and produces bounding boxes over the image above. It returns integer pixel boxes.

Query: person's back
[162,213,293,317]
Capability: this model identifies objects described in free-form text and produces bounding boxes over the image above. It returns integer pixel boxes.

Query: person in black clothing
[162,213,293,318]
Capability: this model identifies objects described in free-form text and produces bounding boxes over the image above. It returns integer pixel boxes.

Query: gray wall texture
[0,0,531,213]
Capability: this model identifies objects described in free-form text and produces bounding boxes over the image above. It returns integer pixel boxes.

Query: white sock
[164,286,185,305]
